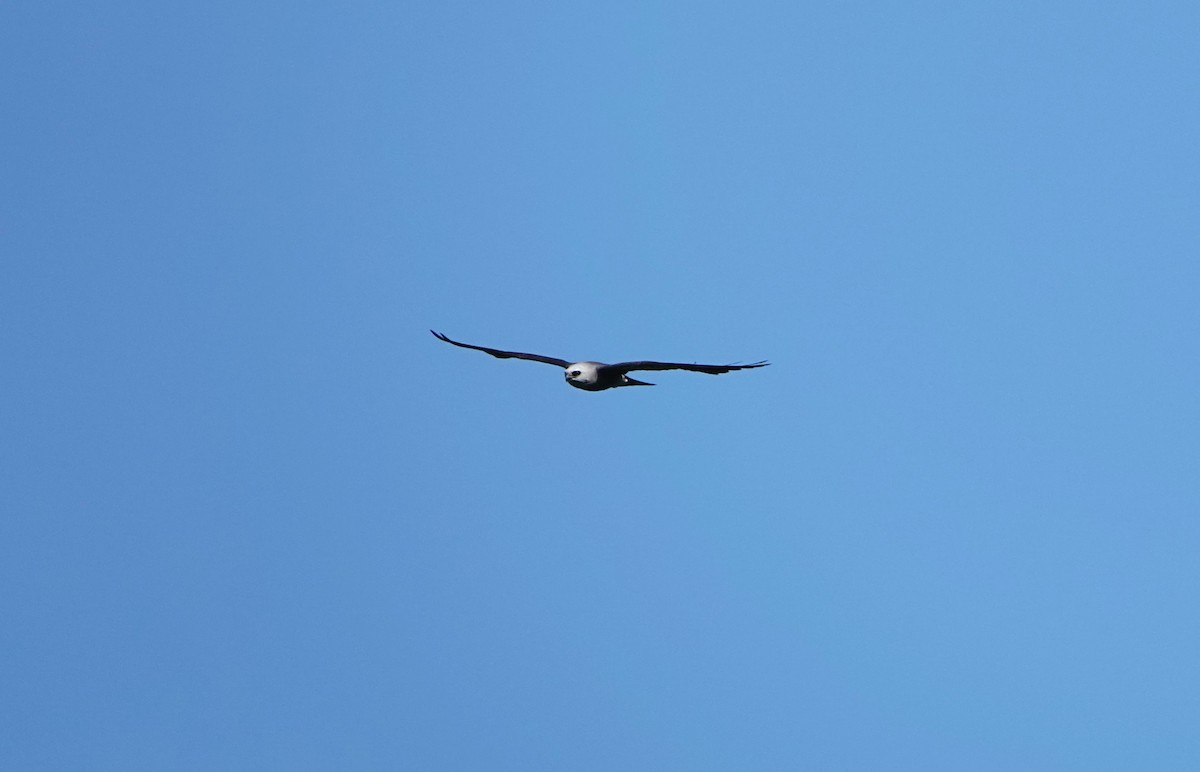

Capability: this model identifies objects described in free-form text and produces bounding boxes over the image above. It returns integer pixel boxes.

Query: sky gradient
[3,2,1199,769]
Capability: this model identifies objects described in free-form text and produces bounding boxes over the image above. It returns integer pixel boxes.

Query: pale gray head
[564,361,601,388]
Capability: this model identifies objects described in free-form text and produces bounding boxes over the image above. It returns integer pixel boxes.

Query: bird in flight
[431,330,768,391]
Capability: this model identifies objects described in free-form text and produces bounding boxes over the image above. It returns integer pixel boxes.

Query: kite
[431,330,768,392]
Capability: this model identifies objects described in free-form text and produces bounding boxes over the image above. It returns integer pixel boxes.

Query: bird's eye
[570,370,580,376]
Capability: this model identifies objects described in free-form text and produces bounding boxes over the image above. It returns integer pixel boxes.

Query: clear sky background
[3,2,1198,770]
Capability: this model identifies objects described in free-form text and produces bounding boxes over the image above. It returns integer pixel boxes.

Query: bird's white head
[564,361,601,389]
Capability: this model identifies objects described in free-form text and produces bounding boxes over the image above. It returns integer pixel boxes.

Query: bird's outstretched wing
[430,330,570,368]
[604,360,769,376]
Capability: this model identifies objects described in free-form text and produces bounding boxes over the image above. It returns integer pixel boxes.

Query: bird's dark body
[566,368,654,391]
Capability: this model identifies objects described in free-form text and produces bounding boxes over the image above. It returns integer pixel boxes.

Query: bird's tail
[622,376,655,387]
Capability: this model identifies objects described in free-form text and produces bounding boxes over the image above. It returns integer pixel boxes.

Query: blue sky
[3,2,1198,769]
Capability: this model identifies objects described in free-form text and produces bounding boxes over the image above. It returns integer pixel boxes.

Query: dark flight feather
[603,360,770,376]
[430,330,569,368]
